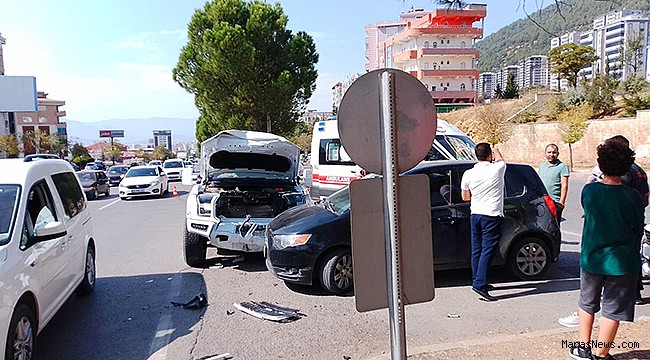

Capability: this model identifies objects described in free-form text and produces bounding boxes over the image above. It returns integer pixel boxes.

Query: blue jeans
[470,214,502,289]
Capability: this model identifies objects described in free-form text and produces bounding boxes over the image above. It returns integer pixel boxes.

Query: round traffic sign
[338,69,437,174]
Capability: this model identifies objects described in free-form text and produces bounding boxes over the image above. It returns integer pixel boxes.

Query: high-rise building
[0,32,5,75]
[331,73,361,113]
[496,65,520,90]
[517,55,550,89]
[373,4,486,112]
[478,72,496,99]
[153,130,172,151]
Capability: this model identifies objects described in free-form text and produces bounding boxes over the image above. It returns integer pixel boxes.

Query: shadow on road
[199,251,268,273]
[35,272,206,360]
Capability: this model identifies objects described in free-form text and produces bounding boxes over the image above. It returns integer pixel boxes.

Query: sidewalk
[373,316,650,360]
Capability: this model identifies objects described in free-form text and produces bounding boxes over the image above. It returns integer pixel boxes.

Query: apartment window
[432,41,437,48]
[424,41,429,48]
[460,83,466,90]
[446,61,450,65]
[444,22,449,26]
[37,106,46,112]
[447,39,450,44]
[461,62,466,69]
[39,117,48,123]
[461,22,466,28]
[432,86,436,91]
[424,62,429,70]
[447,83,450,87]
[433,63,438,70]
[22,117,32,123]
[461,41,466,48]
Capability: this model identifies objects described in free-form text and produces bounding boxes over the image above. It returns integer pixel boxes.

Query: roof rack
[23,154,60,162]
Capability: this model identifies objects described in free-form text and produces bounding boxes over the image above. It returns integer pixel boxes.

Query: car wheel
[5,304,36,360]
[184,228,207,267]
[77,246,96,295]
[104,187,110,196]
[320,248,353,294]
[508,237,551,280]
[91,189,98,200]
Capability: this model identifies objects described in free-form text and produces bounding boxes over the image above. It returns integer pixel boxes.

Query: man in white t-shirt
[461,143,506,302]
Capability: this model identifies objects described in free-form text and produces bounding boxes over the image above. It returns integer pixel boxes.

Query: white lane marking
[561,230,582,237]
[148,275,183,360]
[98,199,120,211]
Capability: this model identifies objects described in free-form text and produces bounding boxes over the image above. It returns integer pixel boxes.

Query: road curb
[364,316,650,360]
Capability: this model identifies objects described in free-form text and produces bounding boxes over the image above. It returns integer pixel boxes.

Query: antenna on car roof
[23,154,60,162]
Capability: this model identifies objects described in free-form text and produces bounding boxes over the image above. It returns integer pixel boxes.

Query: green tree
[173,0,318,143]
[583,74,617,117]
[71,143,93,167]
[503,72,519,99]
[548,44,597,89]
[107,142,124,164]
[151,146,174,161]
[0,134,20,158]
[494,83,504,99]
[20,129,55,154]
[619,34,645,74]
[558,103,592,171]
[471,106,513,145]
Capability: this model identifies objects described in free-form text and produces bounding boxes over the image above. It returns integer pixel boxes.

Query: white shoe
[558,312,579,327]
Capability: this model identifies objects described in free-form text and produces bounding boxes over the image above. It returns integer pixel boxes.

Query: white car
[118,165,168,200]
[147,160,162,167]
[182,130,308,266]
[162,159,184,181]
[0,156,96,359]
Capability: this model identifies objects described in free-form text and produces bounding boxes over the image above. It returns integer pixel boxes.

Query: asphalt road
[34,176,650,360]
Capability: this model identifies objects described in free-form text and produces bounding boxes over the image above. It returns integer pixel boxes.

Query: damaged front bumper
[186,216,269,253]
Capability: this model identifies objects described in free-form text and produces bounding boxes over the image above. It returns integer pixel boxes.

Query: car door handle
[436,216,455,225]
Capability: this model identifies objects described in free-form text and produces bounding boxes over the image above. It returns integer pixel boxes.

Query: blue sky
[1,0,532,123]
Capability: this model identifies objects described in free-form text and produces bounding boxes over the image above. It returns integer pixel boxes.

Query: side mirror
[303,169,313,187]
[34,221,67,242]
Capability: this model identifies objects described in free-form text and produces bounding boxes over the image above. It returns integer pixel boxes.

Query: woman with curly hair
[569,140,644,360]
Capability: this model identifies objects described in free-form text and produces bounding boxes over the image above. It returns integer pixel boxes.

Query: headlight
[150,181,160,186]
[272,234,312,249]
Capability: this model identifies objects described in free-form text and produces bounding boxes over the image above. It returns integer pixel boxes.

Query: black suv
[265,161,561,294]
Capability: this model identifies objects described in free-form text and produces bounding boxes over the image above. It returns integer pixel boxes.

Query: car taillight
[543,195,557,219]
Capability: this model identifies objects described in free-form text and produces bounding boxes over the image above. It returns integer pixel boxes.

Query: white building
[331,73,361,113]
[517,55,550,89]
[496,66,520,91]
[550,31,583,91]
[478,72,496,99]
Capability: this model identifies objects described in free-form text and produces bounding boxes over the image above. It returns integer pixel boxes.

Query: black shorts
[579,269,638,322]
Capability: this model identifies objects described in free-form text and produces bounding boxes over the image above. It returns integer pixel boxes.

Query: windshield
[149,161,161,166]
[126,168,158,177]
[76,172,97,182]
[108,166,129,174]
[324,187,350,216]
[164,161,183,168]
[208,170,291,181]
[0,185,21,246]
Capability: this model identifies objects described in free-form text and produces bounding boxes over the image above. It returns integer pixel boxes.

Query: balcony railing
[429,90,477,99]
[419,69,479,78]
[419,48,479,57]
[56,111,66,117]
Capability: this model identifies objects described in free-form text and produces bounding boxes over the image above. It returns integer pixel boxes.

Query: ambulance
[303,119,476,200]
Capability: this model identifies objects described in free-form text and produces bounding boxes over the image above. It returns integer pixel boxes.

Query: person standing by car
[461,143,506,302]
[567,140,643,360]
[538,143,569,224]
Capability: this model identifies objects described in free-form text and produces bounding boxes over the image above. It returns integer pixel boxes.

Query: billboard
[0,76,37,112]
[99,130,124,138]
[153,130,171,136]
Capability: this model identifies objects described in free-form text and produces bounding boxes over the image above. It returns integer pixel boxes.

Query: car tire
[508,237,551,280]
[77,246,96,295]
[184,228,207,267]
[319,248,353,294]
[5,304,36,360]
[91,189,98,200]
[104,187,110,196]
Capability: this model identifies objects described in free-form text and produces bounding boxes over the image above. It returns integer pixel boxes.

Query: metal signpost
[99,130,124,164]
[338,69,438,359]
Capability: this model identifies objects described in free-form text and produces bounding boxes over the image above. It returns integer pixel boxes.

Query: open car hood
[200,130,301,178]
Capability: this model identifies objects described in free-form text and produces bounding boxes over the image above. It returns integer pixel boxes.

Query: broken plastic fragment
[233,301,304,322]
[446,313,461,318]
[171,293,208,309]
[198,353,233,360]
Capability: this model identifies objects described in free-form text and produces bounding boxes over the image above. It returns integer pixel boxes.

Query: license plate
[132,189,145,193]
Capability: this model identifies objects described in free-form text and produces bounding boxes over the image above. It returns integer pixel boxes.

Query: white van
[303,119,476,200]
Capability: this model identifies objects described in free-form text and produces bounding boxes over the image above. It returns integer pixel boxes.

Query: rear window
[319,139,355,166]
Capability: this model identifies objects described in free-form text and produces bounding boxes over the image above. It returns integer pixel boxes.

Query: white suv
[0,156,96,359]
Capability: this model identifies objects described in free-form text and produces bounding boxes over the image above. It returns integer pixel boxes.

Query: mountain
[65,117,197,146]
[477,0,650,72]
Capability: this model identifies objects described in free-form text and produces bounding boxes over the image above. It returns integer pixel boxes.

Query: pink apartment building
[369,4,486,112]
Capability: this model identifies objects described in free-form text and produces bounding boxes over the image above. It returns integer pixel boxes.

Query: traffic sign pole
[379,71,406,360]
